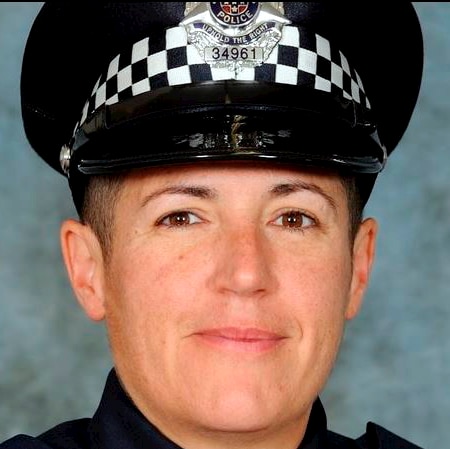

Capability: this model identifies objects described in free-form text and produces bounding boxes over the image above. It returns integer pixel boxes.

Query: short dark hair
[78,173,125,261]
[340,173,367,242]
[77,169,368,260]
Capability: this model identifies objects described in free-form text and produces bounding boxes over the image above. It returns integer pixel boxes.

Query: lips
[193,327,287,353]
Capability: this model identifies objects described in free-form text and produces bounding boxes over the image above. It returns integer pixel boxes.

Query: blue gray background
[1,3,449,448]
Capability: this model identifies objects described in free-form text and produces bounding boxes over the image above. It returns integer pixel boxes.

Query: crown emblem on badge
[209,3,260,27]
[180,2,290,72]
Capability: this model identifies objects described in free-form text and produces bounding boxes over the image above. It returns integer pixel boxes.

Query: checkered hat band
[76,25,371,131]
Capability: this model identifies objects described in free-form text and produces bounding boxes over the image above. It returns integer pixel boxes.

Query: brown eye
[274,211,315,229]
[159,211,201,227]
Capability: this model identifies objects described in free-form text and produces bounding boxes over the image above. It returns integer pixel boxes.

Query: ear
[345,217,378,320]
[60,219,106,321]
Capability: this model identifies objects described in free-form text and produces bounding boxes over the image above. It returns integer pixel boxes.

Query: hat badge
[209,2,260,27]
[181,2,290,72]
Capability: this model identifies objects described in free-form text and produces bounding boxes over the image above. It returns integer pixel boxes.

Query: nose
[208,223,277,298]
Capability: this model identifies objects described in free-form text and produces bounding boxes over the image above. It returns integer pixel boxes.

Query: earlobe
[346,217,378,320]
[60,219,106,321]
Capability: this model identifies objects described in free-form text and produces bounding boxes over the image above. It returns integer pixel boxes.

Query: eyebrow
[141,184,218,207]
[269,180,337,213]
[140,180,337,212]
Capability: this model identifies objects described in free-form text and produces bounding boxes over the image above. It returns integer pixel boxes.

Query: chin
[196,387,285,433]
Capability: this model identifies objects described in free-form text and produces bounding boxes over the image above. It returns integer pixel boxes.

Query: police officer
[2,3,424,449]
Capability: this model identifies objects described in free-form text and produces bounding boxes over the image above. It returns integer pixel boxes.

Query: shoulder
[0,435,52,449]
[326,422,423,449]
[0,418,91,449]
[354,422,424,449]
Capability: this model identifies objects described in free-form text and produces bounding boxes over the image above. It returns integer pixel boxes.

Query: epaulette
[355,422,424,449]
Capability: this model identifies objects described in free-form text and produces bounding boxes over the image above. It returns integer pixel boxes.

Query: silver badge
[180,2,290,72]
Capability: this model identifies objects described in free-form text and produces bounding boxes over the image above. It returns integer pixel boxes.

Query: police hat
[21,3,423,191]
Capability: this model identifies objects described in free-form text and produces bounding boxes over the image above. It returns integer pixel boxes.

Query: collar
[89,369,329,449]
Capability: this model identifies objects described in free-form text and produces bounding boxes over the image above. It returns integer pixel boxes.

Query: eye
[272,210,316,230]
[157,211,202,227]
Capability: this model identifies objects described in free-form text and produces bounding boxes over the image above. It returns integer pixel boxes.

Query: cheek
[283,238,352,304]
[280,241,353,347]
[103,240,210,335]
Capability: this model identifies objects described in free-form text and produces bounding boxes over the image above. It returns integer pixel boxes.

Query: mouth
[193,327,287,353]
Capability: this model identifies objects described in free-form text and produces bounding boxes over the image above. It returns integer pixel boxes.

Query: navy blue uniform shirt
[0,369,423,449]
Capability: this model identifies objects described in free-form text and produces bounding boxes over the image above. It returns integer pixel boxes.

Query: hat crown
[21,2,423,179]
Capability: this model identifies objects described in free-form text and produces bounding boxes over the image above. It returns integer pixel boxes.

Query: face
[62,162,376,448]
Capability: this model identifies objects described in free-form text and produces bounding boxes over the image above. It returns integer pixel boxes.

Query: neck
[144,406,312,449]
